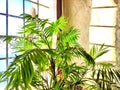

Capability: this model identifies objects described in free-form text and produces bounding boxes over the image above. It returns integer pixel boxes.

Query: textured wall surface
[116,0,120,66]
[62,0,92,51]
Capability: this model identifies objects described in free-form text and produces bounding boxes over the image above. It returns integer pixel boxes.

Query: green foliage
[0,14,120,90]
[89,44,109,60]
[87,45,120,90]
[0,14,93,90]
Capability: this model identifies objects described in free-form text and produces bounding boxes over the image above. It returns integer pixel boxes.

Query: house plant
[0,14,120,90]
[84,45,120,90]
[0,14,94,90]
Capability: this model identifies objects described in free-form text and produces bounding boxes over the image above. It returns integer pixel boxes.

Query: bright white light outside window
[0,42,6,59]
[39,5,50,19]
[0,0,6,13]
[39,0,56,21]
[39,0,54,7]
[89,27,115,45]
[90,0,117,62]
[9,0,23,16]
[0,16,6,35]
[8,17,23,35]
[92,0,117,7]
[90,8,117,26]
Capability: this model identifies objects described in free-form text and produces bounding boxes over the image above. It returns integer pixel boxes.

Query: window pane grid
[89,0,117,62]
[0,0,56,88]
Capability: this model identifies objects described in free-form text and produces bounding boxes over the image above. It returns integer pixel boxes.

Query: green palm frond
[91,62,120,90]
[1,48,53,89]
[20,13,32,20]
[43,16,67,38]
[89,44,109,60]
[82,44,120,90]
[51,16,67,34]
[0,72,2,83]
[73,47,95,65]
[57,27,80,53]
[59,27,80,46]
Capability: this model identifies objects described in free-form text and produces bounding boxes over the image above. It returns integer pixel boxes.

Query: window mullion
[6,0,8,69]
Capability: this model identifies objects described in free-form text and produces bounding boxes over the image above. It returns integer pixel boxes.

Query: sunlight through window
[90,0,117,63]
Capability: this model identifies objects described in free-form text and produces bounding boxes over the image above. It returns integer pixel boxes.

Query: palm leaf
[0,48,54,89]
[59,27,80,46]
[89,44,109,60]
[92,63,120,89]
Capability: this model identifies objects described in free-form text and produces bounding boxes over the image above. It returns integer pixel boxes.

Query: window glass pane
[90,45,116,63]
[0,60,6,72]
[0,81,6,90]
[39,0,56,21]
[89,27,115,46]
[25,1,37,14]
[8,43,16,60]
[0,15,6,35]
[0,42,6,58]
[48,8,56,21]
[39,0,54,7]
[90,8,117,26]
[9,0,23,16]
[8,17,23,35]
[30,0,37,2]
[0,0,6,13]
[8,59,14,66]
[39,6,50,19]
[92,0,117,7]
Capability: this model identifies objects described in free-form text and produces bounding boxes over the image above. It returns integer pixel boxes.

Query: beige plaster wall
[62,0,92,51]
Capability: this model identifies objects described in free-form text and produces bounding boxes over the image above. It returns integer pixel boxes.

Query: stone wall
[62,0,92,51]
[116,0,120,66]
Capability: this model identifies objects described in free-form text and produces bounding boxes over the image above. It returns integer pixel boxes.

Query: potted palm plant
[0,14,120,90]
[0,14,94,90]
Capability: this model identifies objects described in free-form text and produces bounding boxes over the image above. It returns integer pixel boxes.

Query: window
[0,0,56,89]
[89,0,117,63]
